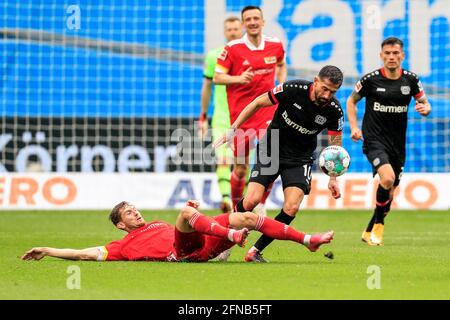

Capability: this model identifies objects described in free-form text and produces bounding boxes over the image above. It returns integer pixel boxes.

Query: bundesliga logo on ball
[319,146,351,177]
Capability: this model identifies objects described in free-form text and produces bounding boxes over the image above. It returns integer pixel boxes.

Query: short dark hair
[109,201,131,225]
[381,37,404,49]
[224,16,240,24]
[318,65,343,87]
[241,5,263,19]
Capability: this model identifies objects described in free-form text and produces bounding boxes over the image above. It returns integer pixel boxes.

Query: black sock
[254,210,295,252]
[234,198,247,213]
[375,185,390,225]
[365,210,376,232]
[384,198,393,215]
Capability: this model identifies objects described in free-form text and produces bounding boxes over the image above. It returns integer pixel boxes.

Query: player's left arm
[213,93,274,148]
[327,114,344,200]
[327,132,342,200]
[415,95,431,116]
[412,77,431,116]
[327,111,344,147]
[199,78,212,138]
[328,132,342,147]
[276,58,287,84]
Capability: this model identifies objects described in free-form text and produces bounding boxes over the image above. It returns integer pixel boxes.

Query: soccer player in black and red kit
[346,37,431,246]
[214,65,344,262]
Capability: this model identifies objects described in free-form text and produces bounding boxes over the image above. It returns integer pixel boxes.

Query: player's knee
[243,195,261,211]
[179,206,196,220]
[283,202,300,216]
[233,165,247,178]
[241,212,258,229]
[380,175,395,189]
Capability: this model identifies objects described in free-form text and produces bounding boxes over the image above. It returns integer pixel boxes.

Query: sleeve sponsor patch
[273,83,284,94]
[417,80,424,93]
[337,116,344,131]
[355,81,363,93]
[218,48,228,61]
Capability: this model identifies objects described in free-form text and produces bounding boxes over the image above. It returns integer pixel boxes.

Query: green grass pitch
[1,209,448,300]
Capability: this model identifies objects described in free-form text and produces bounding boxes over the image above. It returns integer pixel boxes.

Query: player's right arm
[212,46,254,85]
[198,50,217,138]
[346,87,363,142]
[213,92,273,148]
[21,246,102,261]
[213,66,254,85]
[199,78,212,138]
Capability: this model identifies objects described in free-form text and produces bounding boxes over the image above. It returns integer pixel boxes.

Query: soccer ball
[318,146,351,177]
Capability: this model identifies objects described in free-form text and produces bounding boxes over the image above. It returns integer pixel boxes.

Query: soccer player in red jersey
[21,200,333,262]
[213,5,286,212]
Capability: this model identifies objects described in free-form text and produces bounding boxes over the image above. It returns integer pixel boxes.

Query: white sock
[303,235,311,247]
[227,229,235,242]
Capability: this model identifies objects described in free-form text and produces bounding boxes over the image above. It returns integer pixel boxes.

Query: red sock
[254,215,306,244]
[188,211,230,239]
[231,171,246,208]
[260,182,274,204]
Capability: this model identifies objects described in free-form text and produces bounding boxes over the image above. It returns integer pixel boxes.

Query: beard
[314,92,329,106]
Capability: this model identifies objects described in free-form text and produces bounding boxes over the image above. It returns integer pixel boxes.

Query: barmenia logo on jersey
[373,102,407,113]
[282,111,318,135]
[273,84,283,94]
[218,49,228,61]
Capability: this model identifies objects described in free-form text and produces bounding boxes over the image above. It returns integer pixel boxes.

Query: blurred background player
[22,200,334,262]
[198,16,243,213]
[346,37,431,246]
[215,65,344,262]
[213,5,286,215]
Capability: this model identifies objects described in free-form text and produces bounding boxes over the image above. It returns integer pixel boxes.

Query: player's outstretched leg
[182,201,249,247]
[228,212,334,262]
[232,228,249,247]
[305,231,334,252]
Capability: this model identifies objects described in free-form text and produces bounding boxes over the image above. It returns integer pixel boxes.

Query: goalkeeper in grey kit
[214,65,345,262]
[346,37,431,246]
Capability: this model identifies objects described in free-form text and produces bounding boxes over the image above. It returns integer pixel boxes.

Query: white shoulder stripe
[263,35,281,43]
[227,38,245,47]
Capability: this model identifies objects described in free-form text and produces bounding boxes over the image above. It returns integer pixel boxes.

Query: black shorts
[363,146,404,186]
[249,161,313,195]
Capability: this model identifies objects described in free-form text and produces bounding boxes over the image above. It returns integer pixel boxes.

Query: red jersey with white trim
[216,34,284,130]
[101,222,178,262]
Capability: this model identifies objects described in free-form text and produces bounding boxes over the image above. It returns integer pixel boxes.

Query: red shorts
[233,126,269,158]
[173,213,234,262]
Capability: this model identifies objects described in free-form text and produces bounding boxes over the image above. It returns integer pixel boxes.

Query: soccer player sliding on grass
[22,200,333,262]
